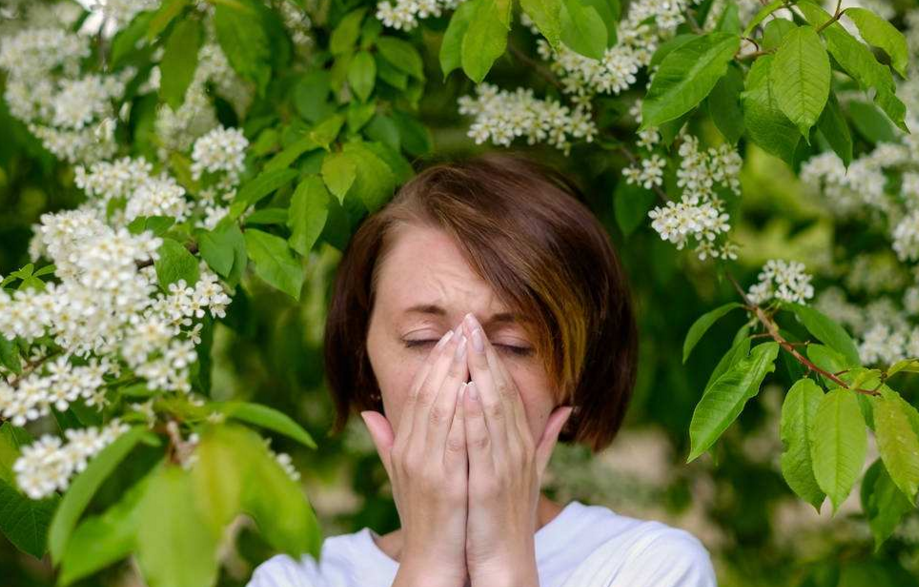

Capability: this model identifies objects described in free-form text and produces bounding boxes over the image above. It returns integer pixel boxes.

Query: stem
[508,43,564,92]
[724,271,880,397]
[816,1,846,33]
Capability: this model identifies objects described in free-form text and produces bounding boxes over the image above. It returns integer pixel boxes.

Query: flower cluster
[746,259,815,306]
[457,83,597,155]
[191,126,248,184]
[376,0,465,30]
[640,133,742,260]
[12,419,131,500]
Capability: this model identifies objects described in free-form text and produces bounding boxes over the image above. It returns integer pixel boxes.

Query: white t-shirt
[246,500,717,587]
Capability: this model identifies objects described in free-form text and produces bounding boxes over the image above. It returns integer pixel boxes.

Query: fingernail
[471,328,484,353]
[467,381,478,400]
[459,381,467,399]
[464,312,478,331]
[454,324,463,338]
[436,330,455,350]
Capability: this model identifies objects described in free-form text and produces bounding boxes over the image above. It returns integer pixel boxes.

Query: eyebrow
[402,304,529,325]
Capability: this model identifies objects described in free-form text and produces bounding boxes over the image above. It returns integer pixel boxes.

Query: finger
[396,327,458,447]
[361,410,396,478]
[461,314,514,451]
[426,331,470,455]
[413,326,467,453]
[535,406,573,477]
[444,382,468,470]
[463,381,493,474]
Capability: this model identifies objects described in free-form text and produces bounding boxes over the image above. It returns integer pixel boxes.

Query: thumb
[361,410,395,478]
[535,406,573,477]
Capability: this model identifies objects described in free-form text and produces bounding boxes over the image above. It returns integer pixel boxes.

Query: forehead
[374,225,520,323]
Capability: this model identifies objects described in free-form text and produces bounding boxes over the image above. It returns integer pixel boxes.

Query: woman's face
[366,224,558,443]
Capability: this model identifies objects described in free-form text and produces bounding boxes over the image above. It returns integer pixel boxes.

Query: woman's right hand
[361,323,471,587]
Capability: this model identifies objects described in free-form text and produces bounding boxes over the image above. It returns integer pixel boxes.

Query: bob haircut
[324,151,638,452]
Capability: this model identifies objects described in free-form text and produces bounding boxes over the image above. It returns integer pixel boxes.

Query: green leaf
[58,470,154,586]
[330,8,367,55]
[649,34,695,68]
[789,303,861,367]
[559,0,607,61]
[0,478,58,559]
[780,377,826,511]
[127,215,175,236]
[196,224,238,278]
[135,465,220,587]
[264,135,322,172]
[861,459,915,552]
[230,168,299,219]
[348,51,376,102]
[520,0,562,50]
[364,114,401,151]
[742,55,801,164]
[111,10,155,68]
[461,0,510,83]
[874,388,919,502]
[806,343,847,389]
[321,151,357,204]
[342,141,397,213]
[845,7,909,77]
[769,26,830,139]
[309,114,345,151]
[796,0,908,133]
[683,302,744,364]
[640,32,741,130]
[847,100,897,144]
[742,0,784,37]
[704,328,752,394]
[159,18,202,109]
[714,1,741,34]
[761,18,796,50]
[154,239,199,290]
[376,37,425,80]
[391,110,433,156]
[49,427,147,564]
[811,388,867,513]
[707,62,745,144]
[213,401,318,449]
[146,0,191,40]
[816,92,852,167]
[288,176,330,256]
[214,3,271,95]
[244,229,304,300]
[0,423,30,485]
[613,180,656,237]
[687,341,780,462]
[440,0,476,79]
[0,335,22,375]
[242,208,288,225]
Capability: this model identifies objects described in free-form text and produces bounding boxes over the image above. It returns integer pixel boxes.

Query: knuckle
[485,400,504,419]
[416,386,435,407]
[496,381,515,401]
[446,435,466,453]
[471,434,490,451]
[429,404,448,424]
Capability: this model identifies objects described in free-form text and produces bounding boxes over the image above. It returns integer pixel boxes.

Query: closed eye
[403,339,533,357]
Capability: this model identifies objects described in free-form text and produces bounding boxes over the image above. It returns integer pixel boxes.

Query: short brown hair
[323,151,638,452]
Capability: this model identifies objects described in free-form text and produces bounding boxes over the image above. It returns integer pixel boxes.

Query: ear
[535,406,574,477]
[360,411,395,478]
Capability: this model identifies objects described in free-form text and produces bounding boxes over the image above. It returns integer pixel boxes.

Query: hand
[460,313,573,587]
[361,322,471,587]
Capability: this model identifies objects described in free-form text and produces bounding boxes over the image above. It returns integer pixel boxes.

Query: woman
[248,152,717,587]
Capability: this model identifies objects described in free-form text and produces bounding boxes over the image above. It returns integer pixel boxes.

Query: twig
[507,43,564,92]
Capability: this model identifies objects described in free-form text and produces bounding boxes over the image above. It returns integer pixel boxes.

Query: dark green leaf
[683,302,744,364]
[154,239,199,289]
[243,229,304,300]
[288,175,330,256]
[159,18,202,109]
[817,92,852,167]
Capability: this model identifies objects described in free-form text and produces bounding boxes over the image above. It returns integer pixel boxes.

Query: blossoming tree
[0,0,918,585]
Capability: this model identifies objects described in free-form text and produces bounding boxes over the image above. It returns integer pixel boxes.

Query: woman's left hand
[459,313,573,587]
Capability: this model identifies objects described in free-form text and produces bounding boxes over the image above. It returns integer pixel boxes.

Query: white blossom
[746,259,815,306]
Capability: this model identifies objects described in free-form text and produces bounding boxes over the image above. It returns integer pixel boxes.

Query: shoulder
[561,503,716,587]
[245,531,373,587]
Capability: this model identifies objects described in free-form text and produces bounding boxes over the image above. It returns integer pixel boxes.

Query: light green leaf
[321,151,357,204]
[769,26,830,139]
[214,3,271,95]
[309,114,345,151]
[743,56,800,164]
[811,388,867,513]
[687,342,780,462]
[0,335,21,376]
[874,388,919,502]
[789,302,861,367]
[376,37,424,80]
[230,168,299,219]
[49,427,147,564]
[861,459,915,552]
[461,0,510,84]
[703,329,752,394]
[213,401,318,449]
[559,0,607,61]
[780,377,826,511]
[135,465,219,587]
[330,8,367,55]
[743,0,784,37]
[440,0,476,79]
[520,0,562,50]
[264,135,321,172]
[341,141,397,213]
[683,302,744,364]
[348,51,376,102]
[640,32,741,130]
[244,229,304,300]
[146,0,191,40]
[154,239,199,290]
[287,176,330,256]
[159,18,201,109]
[761,18,796,50]
[845,7,909,77]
